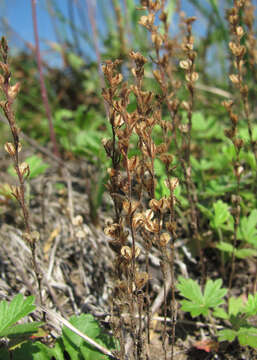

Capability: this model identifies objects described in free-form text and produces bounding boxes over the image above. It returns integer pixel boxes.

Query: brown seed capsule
[72,215,84,226]
[121,246,131,261]
[4,142,16,156]
[135,271,149,290]
[159,232,170,247]
[8,82,21,100]
[179,59,192,70]
[123,200,139,215]
[18,162,30,178]
[229,74,240,84]
[236,26,244,38]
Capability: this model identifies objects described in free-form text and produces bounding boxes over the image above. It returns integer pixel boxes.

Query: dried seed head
[123,200,140,215]
[222,100,234,110]
[135,271,149,290]
[102,138,113,157]
[18,162,30,178]
[229,42,245,57]
[144,217,159,233]
[156,143,168,155]
[4,142,16,156]
[138,13,155,28]
[179,124,189,133]
[151,32,163,48]
[121,245,140,261]
[224,128,235,139]
[185,16,197,25]
[104,223,120,238]
[114,113,124,127]
[186,72,199,82]
[1,36,8,53]
[10,185,21,199]
[240,84,248,97]
[181,100,190,111]
[230,113,239,125]
[153,69,162,84]
[132,212,144,229]
[159,232,170,247]
[129,51,147,66]
[149,198,169,213]
[8,82,21,100]
[149,199,160,212]
[159,153,173,167]
[0,62,9,76]
[107,167,116,177]
[166,221,177,233]
[229,74,240,84]
[179,59,192,70]
[191,72,199,82]
[72,215,84,226]
[116,280,129,296]
[234,137,244,150]
[127,156,139,172]
[236,26,244,38]
[159,11,167,23]
[0,73,4,85]
[234,165,244,178]
[169,177,179,191]
[182,42,194,51]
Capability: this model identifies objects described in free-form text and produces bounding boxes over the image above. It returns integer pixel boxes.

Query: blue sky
[1,0,64,64]
[1,0,211,67]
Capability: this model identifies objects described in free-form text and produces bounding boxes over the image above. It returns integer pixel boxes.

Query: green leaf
[26,155,50,179]
[204,178,236,197]
[211,200,230,229]
[213,307,229,320]
[0,294,37,337]
[237,210,257,247]
[62,314,116,360]
[67,52,85,71]
[177,277,203,304]
[218,329,237,342]
[245,293,257,317]
[12,340,64,360]
[0,347,9,359]
[235,248,257,259]
[192,113,220,139]
[216,241,233,253]
[3,322,43,338]
[228,297,244,317]
[203,279,227,308]
[177,277,227,318]
[237,327,257,349]
[8,155,49,180]
[216,243,257,259]
[197,203,213,219]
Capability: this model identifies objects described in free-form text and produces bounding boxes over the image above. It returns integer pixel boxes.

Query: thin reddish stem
[31,0,60,158]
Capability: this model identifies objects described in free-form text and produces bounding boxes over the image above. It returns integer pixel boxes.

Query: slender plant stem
[31,0,60,158]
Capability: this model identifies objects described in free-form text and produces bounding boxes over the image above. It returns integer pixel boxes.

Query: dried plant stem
[111,0,126,58]
[85,0,105,90]
[31,0,60,158]
[0,37,43,308]
[180,18,205,281]
[225,1,251,289]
